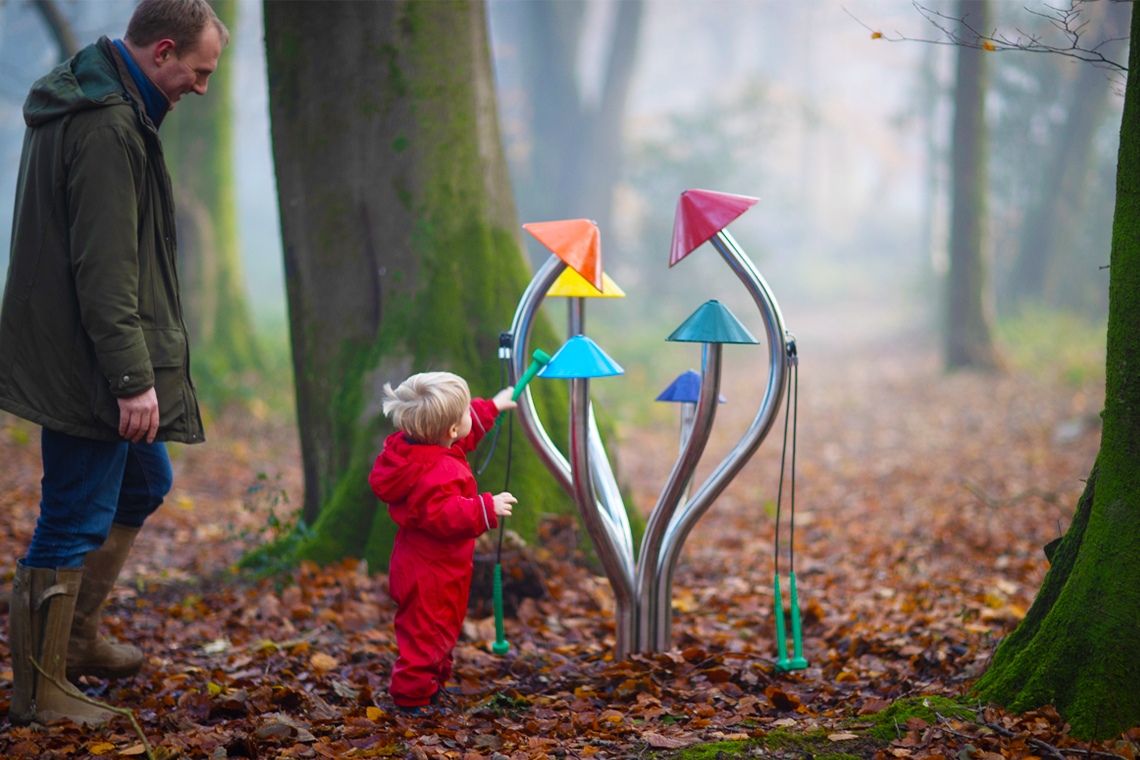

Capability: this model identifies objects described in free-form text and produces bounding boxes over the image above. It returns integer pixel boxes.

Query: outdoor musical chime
[491,190,805,665]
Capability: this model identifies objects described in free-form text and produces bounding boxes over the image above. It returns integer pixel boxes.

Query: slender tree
[497,0,643,257]
[164,0,260,378]
[262,0,577,570]
[1008,1,1128,309]
[945,0,1001,370]
[974,2,1140,739]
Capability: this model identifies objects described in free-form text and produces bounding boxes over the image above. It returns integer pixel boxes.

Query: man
[0,0,226,725]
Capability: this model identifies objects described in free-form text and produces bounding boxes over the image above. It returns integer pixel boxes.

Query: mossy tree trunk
[973,4,1140,739]
[945,0,1000,371]
[165,0,260,377]
[263,0,575,571]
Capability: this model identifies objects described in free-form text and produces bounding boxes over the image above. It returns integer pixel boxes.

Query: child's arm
[454,396,506,454]
[404,474,502,540]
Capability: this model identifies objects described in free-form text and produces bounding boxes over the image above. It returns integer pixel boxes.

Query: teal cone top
[667,299,759,344]
[538,335,625,378]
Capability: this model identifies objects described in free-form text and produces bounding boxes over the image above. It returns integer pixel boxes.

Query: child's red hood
[369,432,454,503]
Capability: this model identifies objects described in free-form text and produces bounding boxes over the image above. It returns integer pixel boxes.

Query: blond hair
[382,372,471,443]
[126,0,230,52]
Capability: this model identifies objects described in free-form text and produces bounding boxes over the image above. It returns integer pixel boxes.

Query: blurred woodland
[0,0,1138,758]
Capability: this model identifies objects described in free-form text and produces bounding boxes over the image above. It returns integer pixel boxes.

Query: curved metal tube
[508,255,573,497]
[653,229,789,651]
[634,342,722,652]
[509,254,636,657]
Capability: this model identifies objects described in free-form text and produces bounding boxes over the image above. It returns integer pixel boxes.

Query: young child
[369,371,517,714]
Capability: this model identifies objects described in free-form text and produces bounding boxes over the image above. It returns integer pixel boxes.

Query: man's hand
[492,387,518,413]
[492,492,516,518]
[118,387,159,443]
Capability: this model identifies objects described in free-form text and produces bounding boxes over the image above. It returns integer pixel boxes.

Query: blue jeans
[25,428,173,568]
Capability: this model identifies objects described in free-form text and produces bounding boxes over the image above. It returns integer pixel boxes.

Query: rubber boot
[67,524,143,681]
[8,562,113,725]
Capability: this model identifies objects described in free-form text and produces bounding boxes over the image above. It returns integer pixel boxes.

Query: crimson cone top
[524,219,603,292]
[667,300,759,344]
[669,189,759,267]
[538,335,624,379]
[655,370,727,404]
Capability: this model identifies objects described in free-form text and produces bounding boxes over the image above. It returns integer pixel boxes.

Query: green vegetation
[997,306,1107,385]
[864,695,974,743]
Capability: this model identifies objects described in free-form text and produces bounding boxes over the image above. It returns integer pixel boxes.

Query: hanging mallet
[492,348,552,655]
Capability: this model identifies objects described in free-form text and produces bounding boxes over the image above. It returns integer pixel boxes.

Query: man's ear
[154,38,176,65]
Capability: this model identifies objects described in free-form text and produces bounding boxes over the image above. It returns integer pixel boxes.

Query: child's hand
[492,387,518,413]
[492,492,516,517]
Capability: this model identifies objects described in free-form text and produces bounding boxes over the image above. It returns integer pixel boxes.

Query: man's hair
[382,372,471,443]
[126,0,230,53]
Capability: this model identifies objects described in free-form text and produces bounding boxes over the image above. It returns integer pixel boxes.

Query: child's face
[440,407,473,446]
[455,408,473,439]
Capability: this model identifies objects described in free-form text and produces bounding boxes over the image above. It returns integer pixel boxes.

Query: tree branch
[846,1,1127,72]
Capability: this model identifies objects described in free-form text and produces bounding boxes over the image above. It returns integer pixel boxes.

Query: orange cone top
[669,189,759,267]
[524,219,603,291]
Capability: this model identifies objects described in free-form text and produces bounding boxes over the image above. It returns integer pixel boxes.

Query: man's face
[151,24,223,108]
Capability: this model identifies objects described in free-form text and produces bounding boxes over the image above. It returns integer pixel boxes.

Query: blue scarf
[112,39,169,129]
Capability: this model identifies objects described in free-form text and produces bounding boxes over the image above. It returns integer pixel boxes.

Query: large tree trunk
[164,0,260,376]
[974,4,1140,739]
[1008,2,1126,309]
[263,0,574,570]
[945,0,1001,371]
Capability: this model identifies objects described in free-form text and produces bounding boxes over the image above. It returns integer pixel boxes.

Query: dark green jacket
[0,37,204,443]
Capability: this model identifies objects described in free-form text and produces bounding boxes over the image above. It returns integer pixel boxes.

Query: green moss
[865,696,974,742]
[667,727,884,760]
[672,739,754,760]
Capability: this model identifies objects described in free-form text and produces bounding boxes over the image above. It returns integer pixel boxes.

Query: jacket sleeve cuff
[99,342,155,397]
[481,493,499,532]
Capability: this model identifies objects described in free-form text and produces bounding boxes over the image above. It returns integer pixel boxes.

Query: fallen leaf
[829,733,860,742]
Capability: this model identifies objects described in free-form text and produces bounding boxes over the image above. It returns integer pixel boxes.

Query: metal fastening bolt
[123,375,130,382]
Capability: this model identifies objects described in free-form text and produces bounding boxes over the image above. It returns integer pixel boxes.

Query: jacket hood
[371,433,452,503]
[24,37,128,128]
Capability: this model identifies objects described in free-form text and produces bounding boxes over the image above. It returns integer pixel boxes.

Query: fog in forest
[0,0,1124,412]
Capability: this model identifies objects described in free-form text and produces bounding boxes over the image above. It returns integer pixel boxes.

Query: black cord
[475,354,509,476]
[497,411,513,563]
[788,359,799,574]
[774,339,798,578]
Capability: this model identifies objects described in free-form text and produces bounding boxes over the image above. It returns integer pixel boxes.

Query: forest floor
[0,328,1131,760]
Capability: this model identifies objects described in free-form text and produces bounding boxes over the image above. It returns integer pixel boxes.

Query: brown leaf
[764,685,803,712]
[643,733,694,749]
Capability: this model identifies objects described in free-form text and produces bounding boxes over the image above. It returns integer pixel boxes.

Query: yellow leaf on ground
[118,744,148,756]
[88,744,116,756]
[310,652,338,671]
[366,706,386,722]
[829,733,860,742]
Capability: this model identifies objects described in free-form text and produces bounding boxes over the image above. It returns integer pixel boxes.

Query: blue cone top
[656,369,727,404]
[538,335,625,379]
[667,299,759,344]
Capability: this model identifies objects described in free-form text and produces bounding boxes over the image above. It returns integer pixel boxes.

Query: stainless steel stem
[569,376,635,659]
[634,342,722,652]
[652,229,788,651]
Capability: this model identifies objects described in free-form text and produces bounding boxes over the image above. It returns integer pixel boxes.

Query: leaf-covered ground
[1,335,1135,759]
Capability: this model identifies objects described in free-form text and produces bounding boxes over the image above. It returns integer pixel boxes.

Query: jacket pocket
[144,328,187,426]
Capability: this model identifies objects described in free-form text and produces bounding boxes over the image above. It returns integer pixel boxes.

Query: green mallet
[492,348,552,656]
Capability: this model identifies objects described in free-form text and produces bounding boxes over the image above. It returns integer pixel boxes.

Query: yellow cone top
[546,267,626,298]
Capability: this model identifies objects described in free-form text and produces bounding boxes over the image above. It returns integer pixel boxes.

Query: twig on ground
[29,656,162,760]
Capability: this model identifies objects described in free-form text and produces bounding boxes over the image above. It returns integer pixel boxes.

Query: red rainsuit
[369,398,500,707]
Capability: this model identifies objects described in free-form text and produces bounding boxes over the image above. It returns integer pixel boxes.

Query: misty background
[0,0,1123,420]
